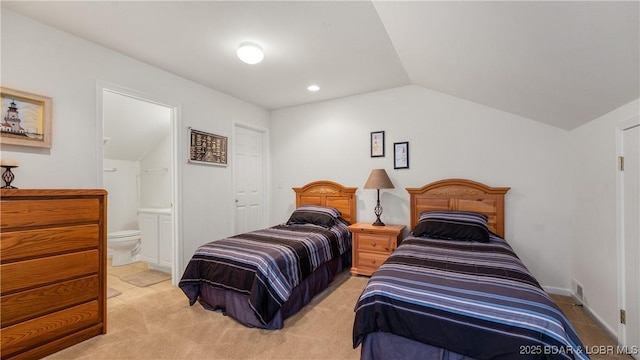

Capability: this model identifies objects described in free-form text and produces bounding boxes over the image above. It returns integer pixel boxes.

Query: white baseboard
[147,262,171,274]
[542,286,619,343]
[543,285,572,297]
[569,293,618,342]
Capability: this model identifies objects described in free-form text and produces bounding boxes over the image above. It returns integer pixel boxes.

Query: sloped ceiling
[103,91,171,161]
[3,1,639,130]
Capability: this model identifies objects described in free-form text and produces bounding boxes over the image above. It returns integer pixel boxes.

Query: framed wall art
[370,130,385,157]
[0,87,52,148]
[394,141,409,169]
[188,127,228,166]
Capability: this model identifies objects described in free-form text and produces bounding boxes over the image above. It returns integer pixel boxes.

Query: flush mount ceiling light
[307,84,320,92]
[237,42,264,65]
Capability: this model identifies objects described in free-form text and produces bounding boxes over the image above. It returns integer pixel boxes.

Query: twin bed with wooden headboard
[353,178,589,360]
[406,178,509,236]
[179,180,356,330]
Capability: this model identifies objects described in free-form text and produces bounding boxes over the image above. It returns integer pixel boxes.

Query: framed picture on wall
[188,127,228,166]
[394,141,409,169]
[371,131,385,157]
[0,87,52,148]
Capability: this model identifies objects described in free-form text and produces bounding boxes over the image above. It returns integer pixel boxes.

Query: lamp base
[1,166,17,189]
[372,193,385,226]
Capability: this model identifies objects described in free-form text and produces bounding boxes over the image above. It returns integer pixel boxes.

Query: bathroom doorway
[97,85,180,289]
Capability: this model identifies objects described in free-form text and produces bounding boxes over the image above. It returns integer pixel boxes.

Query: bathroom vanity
[0,189,107,359]
[138,208,172,272]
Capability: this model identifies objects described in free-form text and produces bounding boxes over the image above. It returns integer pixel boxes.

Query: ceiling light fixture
[307,84,320,92]
[237,42,264,65]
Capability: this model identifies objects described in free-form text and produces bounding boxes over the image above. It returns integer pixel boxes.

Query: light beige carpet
[107,287,121,299]
[120,269,171,287]
[46,270,366,360]
[44,271,628,360]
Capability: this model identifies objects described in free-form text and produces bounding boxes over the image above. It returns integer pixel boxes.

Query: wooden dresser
[348,223,405,276]
[0,189,107,360]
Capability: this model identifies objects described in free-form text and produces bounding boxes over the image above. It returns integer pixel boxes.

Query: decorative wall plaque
[188,127,227,166]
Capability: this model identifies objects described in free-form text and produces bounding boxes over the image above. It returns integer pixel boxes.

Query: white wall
[570,99,640,336]
[103,159,140,233]
[0,10,270,275]
[140,134,172,209]
[271,85,573,290]
[104,134,172,236]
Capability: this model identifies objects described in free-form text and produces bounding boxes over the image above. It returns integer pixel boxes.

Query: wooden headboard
[293,180,357,224]
[406,179,510,237]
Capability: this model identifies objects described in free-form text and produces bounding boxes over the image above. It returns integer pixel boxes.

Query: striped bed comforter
[353,234,589,360]
[179,221,351,325]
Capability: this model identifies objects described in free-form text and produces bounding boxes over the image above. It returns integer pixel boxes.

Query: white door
[623,125,640,358]
[234,125,265,234]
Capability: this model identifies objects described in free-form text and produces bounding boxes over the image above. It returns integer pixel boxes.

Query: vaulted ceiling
[102,91,171,161]
[3,1,639,130]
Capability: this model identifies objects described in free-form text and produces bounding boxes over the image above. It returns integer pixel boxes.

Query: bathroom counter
[138,207,172,215]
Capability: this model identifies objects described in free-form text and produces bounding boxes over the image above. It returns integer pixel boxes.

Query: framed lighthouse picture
[1,87,52,148]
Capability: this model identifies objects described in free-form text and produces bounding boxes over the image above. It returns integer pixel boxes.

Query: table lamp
[363,169,394,226]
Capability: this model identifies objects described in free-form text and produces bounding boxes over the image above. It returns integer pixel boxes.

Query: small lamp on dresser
[363,168,394,226]
[1,158,19,189]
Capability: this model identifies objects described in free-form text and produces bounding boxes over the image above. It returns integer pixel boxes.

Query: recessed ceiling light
[307,84,320,92]
[237,42,264,65]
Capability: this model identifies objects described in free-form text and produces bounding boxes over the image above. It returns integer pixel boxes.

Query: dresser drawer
[0,198,100,229]
[356,233,394,253]
[0,300,100,359]
[356,251,389,275]
[0,224,99,263]
[1,250,99,294]
[1,275,100,328]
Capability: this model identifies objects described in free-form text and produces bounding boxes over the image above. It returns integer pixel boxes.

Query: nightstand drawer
[356,251,389,274]
[356,233,394,253]
[348,223,406,277]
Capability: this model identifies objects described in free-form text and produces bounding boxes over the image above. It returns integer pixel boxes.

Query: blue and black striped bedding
[179,220,351,325]
[353,234,589,360]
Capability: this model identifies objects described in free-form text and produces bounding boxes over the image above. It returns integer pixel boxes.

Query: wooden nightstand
[348,223,405,276]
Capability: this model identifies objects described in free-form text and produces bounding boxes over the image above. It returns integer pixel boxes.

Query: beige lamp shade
[363,169,394,190]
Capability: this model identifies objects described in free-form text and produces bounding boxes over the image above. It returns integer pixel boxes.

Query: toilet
[108,229,142,266]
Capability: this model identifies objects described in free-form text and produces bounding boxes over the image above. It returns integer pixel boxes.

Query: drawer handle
[370,259,376,264]
[371,241,377,247]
